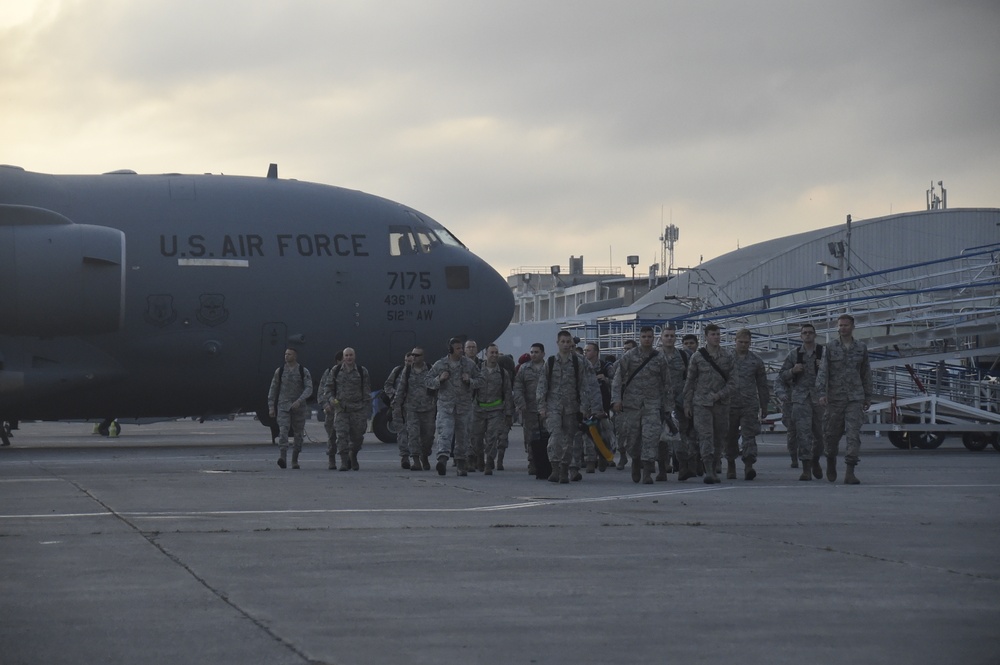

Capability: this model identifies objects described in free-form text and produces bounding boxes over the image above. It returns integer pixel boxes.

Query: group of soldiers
[266,312,872,485]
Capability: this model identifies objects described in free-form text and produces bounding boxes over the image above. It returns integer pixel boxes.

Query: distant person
[471,344,514,475]
[392,346,436,471]
[267,348,313,469]
[683,324,736,484]
[779,323,825,481]
[318,350,344,469]
[725,329,769,481]
[682,334,698,356]
[536,330,591,483]
[322,347,371,471]
[427,337,482,476]
[583,342,615,472]
[612,326,672,484]
[513,343,546,476]
[817,314,872,485]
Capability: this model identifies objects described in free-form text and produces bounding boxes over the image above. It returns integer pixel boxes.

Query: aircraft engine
[0,205,125,336]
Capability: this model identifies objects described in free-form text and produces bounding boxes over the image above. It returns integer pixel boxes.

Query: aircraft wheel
[912,431,946,449]
[961,432,992,452]
[371,408,397,444]
[887,431,910,449]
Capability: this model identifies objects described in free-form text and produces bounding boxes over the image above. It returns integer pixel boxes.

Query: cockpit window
[404,209,466,249]
[389,226,417,256]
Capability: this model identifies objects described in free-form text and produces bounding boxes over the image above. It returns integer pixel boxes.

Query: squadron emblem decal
[197,294,229,327]
[143,294,177,327]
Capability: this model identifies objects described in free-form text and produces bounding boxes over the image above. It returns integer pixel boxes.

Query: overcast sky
[2,0,998,278]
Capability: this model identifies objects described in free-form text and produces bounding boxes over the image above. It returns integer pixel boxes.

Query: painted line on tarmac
[0,486,734,520]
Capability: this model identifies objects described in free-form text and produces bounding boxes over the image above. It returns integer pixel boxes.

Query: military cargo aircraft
[0,164,514,444]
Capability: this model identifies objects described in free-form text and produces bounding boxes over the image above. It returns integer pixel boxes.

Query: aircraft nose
[475,260,514,341]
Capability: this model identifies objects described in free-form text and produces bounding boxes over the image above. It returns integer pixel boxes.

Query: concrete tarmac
[1,418,999,665]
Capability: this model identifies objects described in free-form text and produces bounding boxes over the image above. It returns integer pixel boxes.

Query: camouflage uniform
[267,362,313,457]
[664,345,694,462]
[323,364,371,459]
[572,358,606,470]
[611,347,672,464]
[317,365,339,458]
[513,359,545,470]
[816,338,872,466]
[773,374,798,464]
[392,364,436,466]
[383,365,408,461]
[683,347,736,469]
[536,353,590,470]
[472,363,513,469]
[426,355,482,462]
[779,345,825,464]
[725,349,769,464]
[581,355,615,468]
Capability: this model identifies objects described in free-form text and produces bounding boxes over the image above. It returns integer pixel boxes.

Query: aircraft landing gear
[93,418,121,438]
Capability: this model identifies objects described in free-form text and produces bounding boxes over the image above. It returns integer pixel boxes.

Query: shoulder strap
[698,348,729,381]
[623,350,659,394]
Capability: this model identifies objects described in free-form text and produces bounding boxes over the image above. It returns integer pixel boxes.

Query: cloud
[2,0,998,276]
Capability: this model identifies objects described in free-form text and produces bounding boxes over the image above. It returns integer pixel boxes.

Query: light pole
[627,255,639,304]
[817,261,840,341]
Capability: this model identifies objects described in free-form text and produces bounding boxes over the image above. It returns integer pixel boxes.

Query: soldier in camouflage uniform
[773,372,798,468]
[725,329,769,481]
[582,342,615,473]
[427,337,483,476]
[683,324,736,484]
[612,326,673,484]
[778,323,825,481]
[816,314,872,485]
[536,330,591,483]
[267,348,313,470]
[321,347,371,471]
[383,353,413,468]
[317,350,343,469]
[392,346,436,471]
[471,344,514,475]
[611,339,637,470]
[513,343,546,476]
[662,327,698,480]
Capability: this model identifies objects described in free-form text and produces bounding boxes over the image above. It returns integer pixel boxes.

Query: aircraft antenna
[267,163,278,179]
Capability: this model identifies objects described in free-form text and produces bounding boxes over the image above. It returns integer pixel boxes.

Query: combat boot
[726,459,737,480]
[617,451,628,470]
[548,465,560,482]
[411,455,422,470]
[421,455,431,470]
[477,453,486,472]
[703,456,720,484]
[528,461,537,476]
[291,450,300,470]
[456,459,468,477]
[570,466,582,481]
[485,456,494,476]
[799,463,812,481]
[597,457,608,472]
[844,464,860,485]
[631,458,642,483]
[338,452,350,471]
[812,457,823,480]
[826,456,838,482]
[641,460,655,485]
[277,452,287,469]
[585,461,596,473]
[558,463,570,484]
[350,450,360,471]
[790,451,799,468]
[436,454,448,475]
[744,460,756,481]
[496,449,505,470]
[401,456,410,469]
[328,454,336,470]
[677,457,694,481]
[656,459,668,482]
